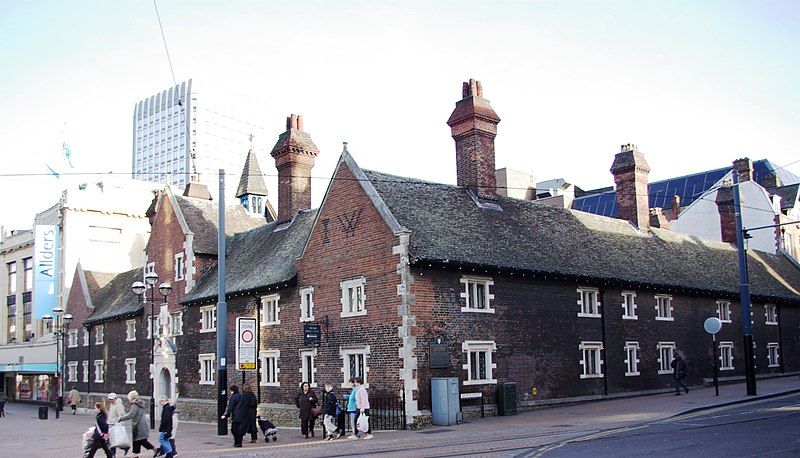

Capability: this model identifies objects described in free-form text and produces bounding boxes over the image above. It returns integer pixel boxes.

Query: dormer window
[251,196,264,215]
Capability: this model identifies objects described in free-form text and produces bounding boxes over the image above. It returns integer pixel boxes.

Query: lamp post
[42,307,73,420]
[131,271,166,429]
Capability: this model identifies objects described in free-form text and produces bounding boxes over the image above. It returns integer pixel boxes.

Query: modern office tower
[131,79,269,201]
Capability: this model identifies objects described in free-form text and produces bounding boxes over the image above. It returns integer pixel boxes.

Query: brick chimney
[447,79,501,198]
[649,207,671,229]
[183,175,212,200]
[733,157,753,183]
[715,158,750,244]
[715,182,737,244]
[270,114,319,222]
[610,144,651,230]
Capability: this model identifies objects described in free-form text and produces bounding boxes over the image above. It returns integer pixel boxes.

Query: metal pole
[54,320,60,419]
[712,333,719,396]
[150,284,156,429]
[217,169,228,436]
[255,297,261,404]
[732,171,757,395]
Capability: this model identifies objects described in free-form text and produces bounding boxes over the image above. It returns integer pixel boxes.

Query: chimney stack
[715,159,750,244]
[447,78,501,198]
[271,114,319,222]
[733,157,753,183]
[649,207,671,229]
[610,143,651,230]
[715,183,737,244]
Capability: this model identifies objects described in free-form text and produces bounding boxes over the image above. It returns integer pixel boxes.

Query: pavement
[0,376,798,457]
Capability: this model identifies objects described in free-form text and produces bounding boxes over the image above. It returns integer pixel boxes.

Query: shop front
[0,363,58,403]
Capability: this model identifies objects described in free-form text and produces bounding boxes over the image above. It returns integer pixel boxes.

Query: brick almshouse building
[66,80,800,427]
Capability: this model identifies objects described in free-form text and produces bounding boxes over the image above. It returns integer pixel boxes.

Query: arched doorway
[159,368,172,400]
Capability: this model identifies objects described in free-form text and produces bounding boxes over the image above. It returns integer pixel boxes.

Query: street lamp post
[42,307,73,420]
[131,271,164,429]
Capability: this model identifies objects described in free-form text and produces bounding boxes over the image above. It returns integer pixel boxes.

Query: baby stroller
[257,416,278,443]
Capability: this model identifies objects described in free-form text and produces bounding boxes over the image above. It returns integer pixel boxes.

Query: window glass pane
[478,351,486,379]
[470,352,477,380]
[476,284,485,309]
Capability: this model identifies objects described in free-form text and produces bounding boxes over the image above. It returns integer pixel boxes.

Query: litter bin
[38,406,49,420]
[497,381,517,416]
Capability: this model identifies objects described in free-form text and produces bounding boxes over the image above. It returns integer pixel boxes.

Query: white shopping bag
[108,423,130,449]
[356,414,369,434]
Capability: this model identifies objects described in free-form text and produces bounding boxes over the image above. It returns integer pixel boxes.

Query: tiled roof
[362,168,800,303]
[85,268,144,324]
[181,209,318,304]
[235,150,269,198]
[768,183,800,212]
[572,159,800,217]
[174,195,268,255]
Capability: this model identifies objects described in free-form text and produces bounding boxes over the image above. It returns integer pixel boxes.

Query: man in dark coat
[240,384,259,443]
[221,385,244,447]
[671,351,690,395]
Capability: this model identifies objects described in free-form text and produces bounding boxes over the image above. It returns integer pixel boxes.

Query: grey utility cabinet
[431,377,461,425]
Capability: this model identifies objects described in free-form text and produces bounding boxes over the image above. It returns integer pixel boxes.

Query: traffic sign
[236,317,257,371]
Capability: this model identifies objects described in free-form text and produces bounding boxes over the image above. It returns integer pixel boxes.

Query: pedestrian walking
[343,378,358,439]
[69,386,81,415]
[295,381,318,438]
[155,396,175,458]
[0,391,7,417]
[221,385,244,447]
[87,401,113,458]
[117,390,156,457]
[106,393,130,457]
[241,384,259,444]
[354,377,373,439]
[169,400,179,457]
[321,383,339,441]
[671,351,690,396]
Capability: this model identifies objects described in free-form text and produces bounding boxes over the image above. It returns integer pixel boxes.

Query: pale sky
[1,0,799,229]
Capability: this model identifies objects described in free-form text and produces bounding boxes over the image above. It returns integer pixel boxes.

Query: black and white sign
[303,323,321,347]
[236,317,257,371]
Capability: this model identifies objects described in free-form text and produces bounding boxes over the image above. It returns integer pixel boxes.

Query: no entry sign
[236,317,257,371]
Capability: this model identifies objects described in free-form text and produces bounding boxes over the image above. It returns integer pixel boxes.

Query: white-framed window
[261,294,280,325]
[716,300,731,323]
[655,295,674,321]
[719,341,734,370]
[657,342,675,374]
[174,252,185,281]
[765,304,778,325]
[95,325,104,344]
[340,277,366,318]
[300,287,314,322]
[767,343,780,368]
[125,358,136,384]
[622,291,637,320]
[67,361,78,382]
[260,350,280,386]
[462,340,498,385]
[300,349,317,387]
[579,341,604,378]
[624,341,640,376]
[170,312,183,335]
[68,329,78,348]
[460,276,495,313]
[577,287,601,317]
[200,305,216,332]
[94,360,104,382]
[82,361,88,383]
[83,329,89,347]
[199,353,216,385]
[340,346,370,388]
[126,320,136,341]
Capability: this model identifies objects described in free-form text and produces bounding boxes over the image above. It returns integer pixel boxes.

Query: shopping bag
[108,423,130,449]
[356,414,369,433]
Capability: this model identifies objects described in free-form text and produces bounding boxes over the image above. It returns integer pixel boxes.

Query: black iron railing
[331,389,406,432]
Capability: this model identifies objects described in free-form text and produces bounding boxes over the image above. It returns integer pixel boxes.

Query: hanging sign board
[236,317,257,371]
[303,324,321,347]
[33,225,59,319]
